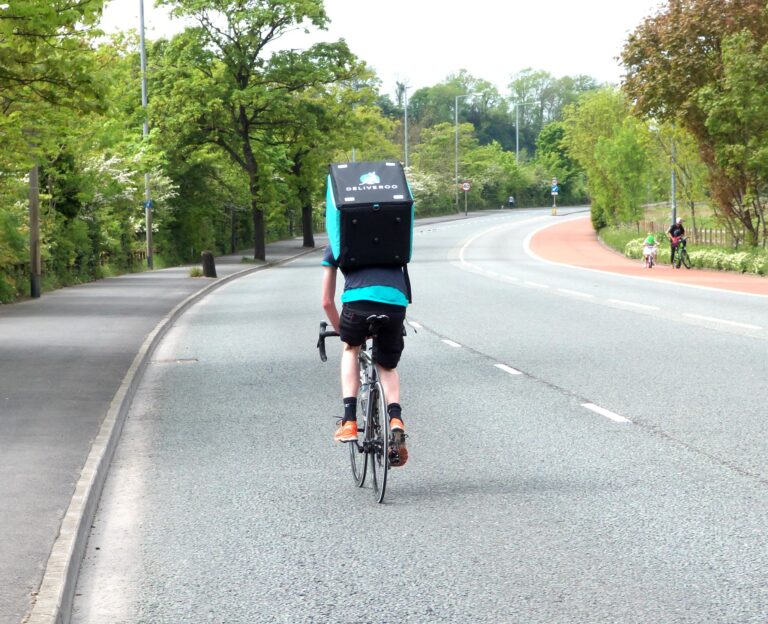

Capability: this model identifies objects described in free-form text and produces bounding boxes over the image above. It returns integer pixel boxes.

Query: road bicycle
[318,316,402,503]
[673,237,691,269]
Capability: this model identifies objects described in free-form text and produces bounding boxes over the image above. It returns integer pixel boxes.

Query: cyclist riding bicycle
[666,217,686,266]
[321,247,409,466]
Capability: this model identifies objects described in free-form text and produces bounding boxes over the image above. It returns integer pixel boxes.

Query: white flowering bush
[747,254,768,275]
[624,238,644,259]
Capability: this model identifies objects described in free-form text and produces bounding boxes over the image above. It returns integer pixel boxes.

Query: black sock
[387,403,402,423]
[343,397,357,422]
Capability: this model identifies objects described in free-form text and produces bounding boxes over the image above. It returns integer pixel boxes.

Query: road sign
[461,181,471,192]
[144,199,154,209]
[551,186,559,195]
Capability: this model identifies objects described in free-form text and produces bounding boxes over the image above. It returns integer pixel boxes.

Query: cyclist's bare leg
[341,343,361,398]
[377,366,400,405]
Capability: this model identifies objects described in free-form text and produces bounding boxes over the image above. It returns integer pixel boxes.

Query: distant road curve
[528,215,768,297]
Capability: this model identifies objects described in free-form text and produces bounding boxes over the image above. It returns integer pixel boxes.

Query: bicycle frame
[354,343,380,450]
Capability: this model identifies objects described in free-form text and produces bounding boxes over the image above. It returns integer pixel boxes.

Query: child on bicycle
[642,233,658,266]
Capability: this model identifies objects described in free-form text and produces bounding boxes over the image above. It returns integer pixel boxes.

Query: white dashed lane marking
[557,288,593,298]
[608,299,660,311]
[581,403,632,423]
[494,363,522,376]
[442,339,462,348]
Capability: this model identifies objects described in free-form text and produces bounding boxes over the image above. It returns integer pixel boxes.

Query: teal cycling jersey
[322,246,408,307]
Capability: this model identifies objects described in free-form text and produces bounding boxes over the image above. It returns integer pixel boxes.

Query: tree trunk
[252,203,265,261]
[292,158,315,248]
[301,204,314,248]
[29,165,41,298]
[301,187,315,248]
[246,163,265,261]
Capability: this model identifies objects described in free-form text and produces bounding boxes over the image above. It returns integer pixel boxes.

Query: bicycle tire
[349,384,368,487]
[674,252,681,269]
[681,249,691,269]
[369,382,389,503]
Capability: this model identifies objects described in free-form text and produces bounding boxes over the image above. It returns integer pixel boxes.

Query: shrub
[747,254,768,275]
[624,238,644,259]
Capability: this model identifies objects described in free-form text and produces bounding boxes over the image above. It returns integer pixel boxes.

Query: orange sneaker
[390,417,405,432]
[334,420,358,442]
[389,427,408,467]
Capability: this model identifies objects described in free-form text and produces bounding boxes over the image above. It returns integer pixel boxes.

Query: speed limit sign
[461,181,471,191]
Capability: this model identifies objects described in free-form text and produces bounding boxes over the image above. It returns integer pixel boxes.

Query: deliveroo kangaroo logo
[359,171,380,185]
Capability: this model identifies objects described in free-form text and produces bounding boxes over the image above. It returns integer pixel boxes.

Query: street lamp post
[455,92,478,212]
[139,0,153,269]
[511,100,538,165]
[404,86,409,168]
[671,136,677,224]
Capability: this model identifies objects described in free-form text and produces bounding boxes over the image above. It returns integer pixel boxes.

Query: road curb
[24,247,319,624]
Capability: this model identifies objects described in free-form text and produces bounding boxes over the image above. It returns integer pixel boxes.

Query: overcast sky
[100,0,665,97]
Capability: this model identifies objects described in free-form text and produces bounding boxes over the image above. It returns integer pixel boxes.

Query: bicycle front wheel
[369,382,389,504]
[681,249,691,269]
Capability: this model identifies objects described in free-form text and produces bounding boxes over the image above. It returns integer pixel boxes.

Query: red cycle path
[529,215,768,296]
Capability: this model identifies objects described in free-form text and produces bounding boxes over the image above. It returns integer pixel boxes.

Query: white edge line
[408,321,422,329]
[682,313,762,331]
[494,363,522,375]
[608,298,660,311]
[581,403,632,423]
[524,281,549,289]
[442,339,462,348]
[523,216,768,300]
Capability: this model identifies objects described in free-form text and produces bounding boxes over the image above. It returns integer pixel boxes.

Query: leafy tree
[157,0,365,260]
[594,117,652,224]
[697,30,768,244]
[508,69,601,158]
[650,122,710,230]
[0,0,106,164]
[463,141,524,208]
[535,121,587,205]
[0,0,106,296]
[562,88,640,228]
[621,0,768,246]
[410,121,475,213]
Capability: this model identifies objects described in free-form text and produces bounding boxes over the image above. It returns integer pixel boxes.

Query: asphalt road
[73,208,768,623]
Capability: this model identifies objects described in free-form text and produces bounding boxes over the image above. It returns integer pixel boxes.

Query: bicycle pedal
[391,431,407,444]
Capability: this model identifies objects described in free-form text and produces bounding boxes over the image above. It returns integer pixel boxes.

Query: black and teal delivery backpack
[325,160,414,300]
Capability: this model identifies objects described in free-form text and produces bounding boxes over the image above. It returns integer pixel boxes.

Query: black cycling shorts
[339,301,406,369]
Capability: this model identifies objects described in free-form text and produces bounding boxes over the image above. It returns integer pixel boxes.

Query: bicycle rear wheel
[349,386,368,487]
[681,249,691,269]
[368,382,389,503]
